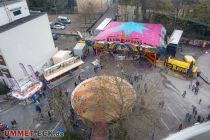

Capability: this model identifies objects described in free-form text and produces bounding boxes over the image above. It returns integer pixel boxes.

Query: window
[13,10,21,16]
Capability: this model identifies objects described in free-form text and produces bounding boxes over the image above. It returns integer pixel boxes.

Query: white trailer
[73,42,87,58]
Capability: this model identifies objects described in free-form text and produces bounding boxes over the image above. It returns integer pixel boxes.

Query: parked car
[53,24,65,30]
[58,16,71,24]
[52,33,58,40]
[54,22,65,26]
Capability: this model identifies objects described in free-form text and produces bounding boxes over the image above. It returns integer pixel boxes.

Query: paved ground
[1,46,210,140]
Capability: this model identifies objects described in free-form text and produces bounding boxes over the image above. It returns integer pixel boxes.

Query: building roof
[0,0,23,7]
[96,18,112,31]
[168,30,183,45]
[0,12,45,33]
[94,21,165,47]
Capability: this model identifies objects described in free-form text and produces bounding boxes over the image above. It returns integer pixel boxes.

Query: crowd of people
[178,79,210,131]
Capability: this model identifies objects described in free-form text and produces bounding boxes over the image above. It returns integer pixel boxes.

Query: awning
[44,60,84,81]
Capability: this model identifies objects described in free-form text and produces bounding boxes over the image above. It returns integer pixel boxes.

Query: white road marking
[160,118,170,131]
[35,123,41,129]
[80,69,85,72]
[52,120,61,131]
[167,106,181,123]
[0,105,17,114]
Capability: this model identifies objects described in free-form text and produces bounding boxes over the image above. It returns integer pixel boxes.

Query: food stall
[43,56,84,88]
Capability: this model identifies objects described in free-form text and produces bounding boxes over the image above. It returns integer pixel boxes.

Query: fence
[180,37,210,48]
[199,72,210,85]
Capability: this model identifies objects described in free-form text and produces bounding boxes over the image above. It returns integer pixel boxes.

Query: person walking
[11,120,17,128]
[182,91,187,97]
[42,90,46,98]
[192,85,195,92]
[194,110,198,118]
[197,115,201,122]
[74,82,77,87]
[130,80,133,85]
[178,123,183,131]
[194,86,199,95]
[93,67,97,73]
[196,81,200,87]
[151,133,154,140]
[185,113,190,121]
[78,75,81,82]
[192,106,196,114]
[144,83,148,93]
[188,114,192,122]
[199,99,202,104]
[48,111,52,121]
[36,105,41,113]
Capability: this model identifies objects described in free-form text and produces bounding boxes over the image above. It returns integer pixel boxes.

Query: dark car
[52,33,58,40]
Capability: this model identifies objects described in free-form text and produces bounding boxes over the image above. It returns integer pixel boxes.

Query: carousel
[93,21,167,63]
[71,76,136,139]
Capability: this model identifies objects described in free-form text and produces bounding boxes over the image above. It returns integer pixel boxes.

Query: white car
[58,16,71,24]
[53,24,65,30]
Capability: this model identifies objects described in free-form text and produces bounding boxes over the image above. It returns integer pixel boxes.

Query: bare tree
[97,54,165,140]
[77,0,98,25]
[48,87,72,132]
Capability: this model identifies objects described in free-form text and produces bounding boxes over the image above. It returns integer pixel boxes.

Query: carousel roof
[94,21,166,47]
[71,76,136,122]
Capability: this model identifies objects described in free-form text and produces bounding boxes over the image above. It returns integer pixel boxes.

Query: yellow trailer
[165,57,198,76]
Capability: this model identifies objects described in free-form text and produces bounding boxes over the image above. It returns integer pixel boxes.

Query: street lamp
[101,0,103,13]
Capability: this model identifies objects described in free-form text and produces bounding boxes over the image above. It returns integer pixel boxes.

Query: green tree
[130,0,172,21]
[147,0,172,22]
[0,82,8,95]
[190,0,210,24]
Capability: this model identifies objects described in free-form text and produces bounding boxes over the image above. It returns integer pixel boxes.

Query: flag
[27,65,38,80]
[19,63,29,77]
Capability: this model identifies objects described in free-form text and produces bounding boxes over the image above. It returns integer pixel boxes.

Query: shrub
[0,82,9,95]
[60,132,82,140]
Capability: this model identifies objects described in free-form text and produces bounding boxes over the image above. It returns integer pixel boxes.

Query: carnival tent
[71,76,136,122]
[94,21,166,47]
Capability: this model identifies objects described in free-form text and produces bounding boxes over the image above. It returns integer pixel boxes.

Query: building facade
[0,0,30,26]
[0,0,57,83]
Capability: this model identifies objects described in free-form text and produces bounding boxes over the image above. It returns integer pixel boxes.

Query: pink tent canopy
[94,21,166,47]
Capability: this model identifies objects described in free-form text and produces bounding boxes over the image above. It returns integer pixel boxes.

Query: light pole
[101,0,103,13]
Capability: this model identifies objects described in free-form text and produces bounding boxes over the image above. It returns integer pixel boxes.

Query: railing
[199,72,210,85]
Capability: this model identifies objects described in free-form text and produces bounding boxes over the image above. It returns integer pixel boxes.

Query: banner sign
[10,77,21,92]
[19,63,29,77]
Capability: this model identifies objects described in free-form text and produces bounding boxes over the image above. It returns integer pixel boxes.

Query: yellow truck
[165,56,198,77]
